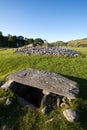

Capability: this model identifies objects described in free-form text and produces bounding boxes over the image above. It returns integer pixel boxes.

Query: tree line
[0,31,47,48]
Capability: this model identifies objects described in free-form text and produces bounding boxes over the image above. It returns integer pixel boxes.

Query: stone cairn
[15,46,79,56]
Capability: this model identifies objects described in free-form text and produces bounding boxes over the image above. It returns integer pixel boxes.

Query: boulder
[63,109,79,122]
[7,68,79,100]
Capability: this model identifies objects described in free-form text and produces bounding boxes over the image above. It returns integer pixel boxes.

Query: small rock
[63,109,79,122]
[60,102,69,108]
[43,89,50,95]
[41,106,48,115]
[1,80,14,90]
[62,97,67,103]
[6,98,12,105]
[57,114,62,120]
[57,98,61,107]
[41,95,47,106]
[45,118,53,124]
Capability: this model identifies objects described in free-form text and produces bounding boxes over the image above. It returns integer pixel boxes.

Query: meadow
[0,47,87,130]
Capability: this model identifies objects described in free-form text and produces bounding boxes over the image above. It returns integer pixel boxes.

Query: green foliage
[0,47,87,129]
[34,38,44,46]
[0,31,46,48]
[25,38,34,45]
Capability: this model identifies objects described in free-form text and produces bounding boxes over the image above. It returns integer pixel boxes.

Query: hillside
[50,38,87,47]
[68,38,87,47]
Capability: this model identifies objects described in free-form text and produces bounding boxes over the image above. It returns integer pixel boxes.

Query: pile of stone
[15,46,79,56]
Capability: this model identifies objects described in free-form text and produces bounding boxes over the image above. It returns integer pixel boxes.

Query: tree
[0,31,3,36]
[44,39,48,44]
[34,38,44,46]
[25,38,34,45]
[17,36,25,46]
[8,35,18,47]
[0,32,8,47]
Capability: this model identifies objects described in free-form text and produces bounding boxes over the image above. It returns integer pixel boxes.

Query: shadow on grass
[0,99,28,129]
[62,74,87,129]
[62,74,87,99]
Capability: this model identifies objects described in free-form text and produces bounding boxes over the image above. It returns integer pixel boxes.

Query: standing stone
[41,95,47,106]
[63,109,79,122]
[57,98,61,107]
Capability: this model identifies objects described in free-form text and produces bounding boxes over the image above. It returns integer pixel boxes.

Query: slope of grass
[0,48,87,130]
[68,38,87,47]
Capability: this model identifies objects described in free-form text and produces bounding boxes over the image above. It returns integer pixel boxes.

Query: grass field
[0,47,87,130]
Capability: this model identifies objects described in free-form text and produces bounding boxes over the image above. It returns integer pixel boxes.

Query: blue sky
[0,0,87,42]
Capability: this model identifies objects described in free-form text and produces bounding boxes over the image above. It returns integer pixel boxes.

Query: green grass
[0,47,87,130]
[68,38,87,47]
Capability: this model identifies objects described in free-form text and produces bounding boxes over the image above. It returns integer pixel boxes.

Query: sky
[0,0,87,43]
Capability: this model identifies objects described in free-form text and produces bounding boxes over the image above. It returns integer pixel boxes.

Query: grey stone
[62,97,67,103]
[57,98,61,107]
[41,95,47,106]
[6,98,12,105]
[63,109,79,122]
[1,80,14,90]
[8,68,79,100]
[60,102,69,108]
[45,118,54,124]
[41,106,48,114]
[57,114,62,120]
[43,89,50,95]
[41,95,52,106]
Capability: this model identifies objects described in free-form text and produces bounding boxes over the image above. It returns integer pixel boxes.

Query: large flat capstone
[7,68,79,99]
